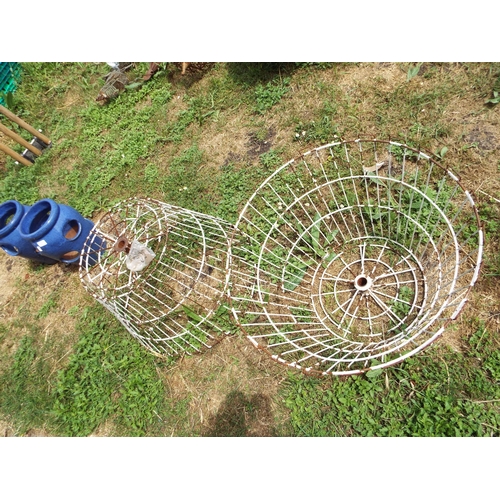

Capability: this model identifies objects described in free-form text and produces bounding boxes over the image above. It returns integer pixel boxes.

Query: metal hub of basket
[228,139,483,376]
[79,198,235,356]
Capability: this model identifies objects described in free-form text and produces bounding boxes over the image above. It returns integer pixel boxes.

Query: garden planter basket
[228,139,483,376]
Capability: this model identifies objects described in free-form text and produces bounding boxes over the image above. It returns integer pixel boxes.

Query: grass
[0,335,55,434]
[0,62,499,436]
[283,320,500,437]
[52,305,179,436]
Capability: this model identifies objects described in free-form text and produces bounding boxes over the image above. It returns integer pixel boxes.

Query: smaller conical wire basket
[79,198,236,356]
[228,139,483,376]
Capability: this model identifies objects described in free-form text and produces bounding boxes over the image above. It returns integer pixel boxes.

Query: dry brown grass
[163,334,288,436]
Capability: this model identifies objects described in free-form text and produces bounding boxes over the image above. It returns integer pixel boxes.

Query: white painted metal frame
[228,139,483,376]
[79,198,235,356]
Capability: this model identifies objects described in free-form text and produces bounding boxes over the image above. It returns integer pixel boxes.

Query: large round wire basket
[228,139,483,376]
[79,198,235,356]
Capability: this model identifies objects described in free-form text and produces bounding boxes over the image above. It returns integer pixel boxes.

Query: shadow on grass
[226,62,299,87]
[203,390,277,437]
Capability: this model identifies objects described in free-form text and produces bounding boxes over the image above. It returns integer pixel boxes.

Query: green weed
[259,149,283,170]
[282,323,500,436]
[144,162,159,185]
[485,72,500,105]
[406,63,423,81]
[485,91,500,105]
[36,291,59,318]
[161,145,215,214]
[216,163,252,223]
[434,145,449,160]
[253,77,291,114]
[294,116,340,144]
[0,90,15,108]
[0,162,41,204]
[53,305,173,436]
[0,335,56,434]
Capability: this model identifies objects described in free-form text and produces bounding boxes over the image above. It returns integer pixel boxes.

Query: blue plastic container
[19,198,98,264]
[0,200,58,264]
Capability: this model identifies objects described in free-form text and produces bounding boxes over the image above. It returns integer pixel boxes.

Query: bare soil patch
[0,249,86,356]
[0,252,26,310]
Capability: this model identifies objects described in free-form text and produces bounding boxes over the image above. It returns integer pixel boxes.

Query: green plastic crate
[0,62,22,105]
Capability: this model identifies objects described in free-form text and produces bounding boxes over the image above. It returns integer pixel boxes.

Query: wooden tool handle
[0,105,51,145]
[0,141,34,166]
[0,122,42,156]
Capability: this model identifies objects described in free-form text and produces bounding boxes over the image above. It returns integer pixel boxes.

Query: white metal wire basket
[228,139,483,376]
[79,198,235,356]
